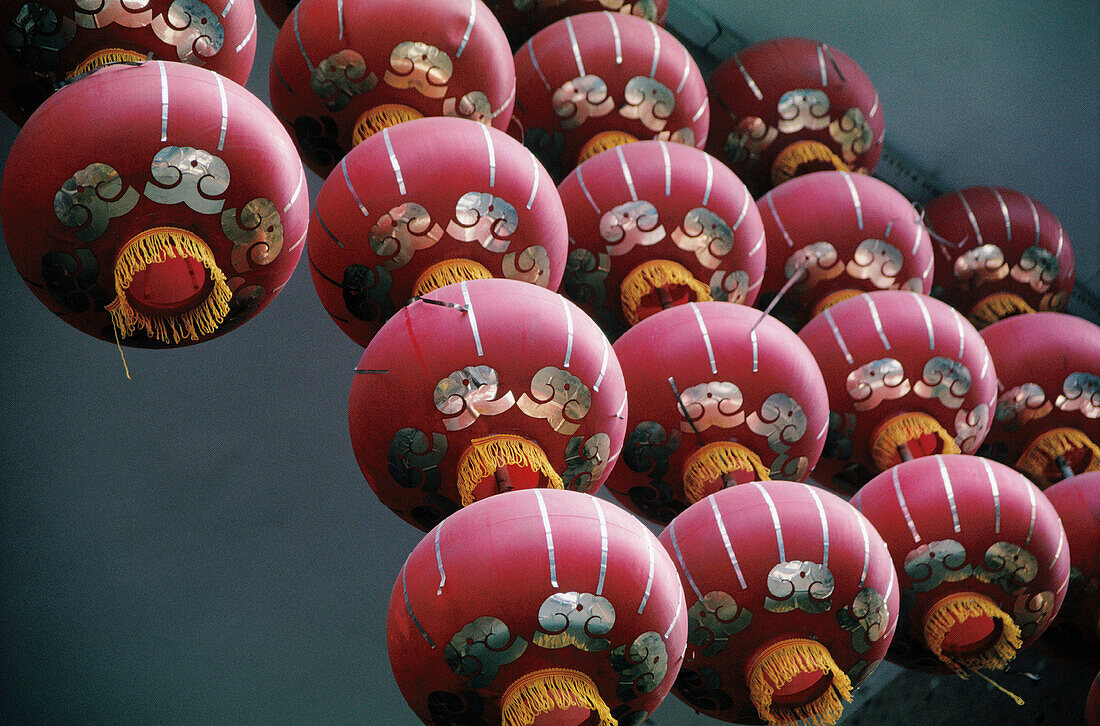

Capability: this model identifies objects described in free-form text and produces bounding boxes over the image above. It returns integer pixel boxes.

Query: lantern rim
[619,259,711,326]
[922,592,1022,675]
[455,434,565,506]
[1015,427,1100,489]
[680,441,770,504]
[500,667,614,726]
[745,637,853,726]
[968,292,1035,329]
[870,412,961,472]
[350,104,426,146]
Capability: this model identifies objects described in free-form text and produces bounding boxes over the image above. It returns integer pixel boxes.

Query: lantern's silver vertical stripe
[575,165,600,213]
[158,61,169,142]
[749,231,765,257]
[991,188,1011,241]
[893,466,921,543]
[235,16,255,53]
[912,221,925,256]
[755,484,786,561]
[527,41,551,91]
[869,92,879,118]
[215,75,228,150]
[750,328,759,372]
[856,513,870,587]
[952,309,966,359]
[336,0,344,39]
[560,295,575,368]
[283,168,304,214]
[734,54,763,100]
[382,127,406,194]
[853,490,862,511]
[593,338,609,392]
[980,457,1001,533]
[808,487,830,567]
[824,308,854,364]
[668,520,703,601]
[937,455,961,533]
[1051,532,1065,571]
[690,303,717,374]
[460,281,483,356]
[732,192,751,231]
[490,84,515,120]
[593,498,608,595]
[341,157,369,217]
[456,0,476,58]
[534,490,558,587]
[691,98,707,123]
[565,16,585,75]
[638,535,655,613]
[1026,196,1041,246]
[525,151,539,210]
[481,124,496,187]
[221,0,234,16]
[816,43,828,86]
[617,145,637,201]
[866,296,890,350]
[663,588,684,640]
[676,44,691,93]
[922,256,934,279]
[1025,483,1037,546]
[286,230,307,255]
[660,141,671,196]
[710,495,747,589]
[912,291,935,350]
[702,155,714,206]
[766,194,794,247]
[957,191,983,246]
[607,12,622,64]
[402,565,435,647]
[1055,226,1064,259]
[883,569,894,604]
[434,524,446,594]
[615,395,626,420]
[647,20,660,77]
[293,7,314,71]
[980,348,989,380]
[314,208,343,248]
[816,418,829,441]
[843,172,863,230]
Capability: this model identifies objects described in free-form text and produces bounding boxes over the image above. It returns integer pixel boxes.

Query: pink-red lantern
[309,116,567,347]
[798,291,997,492]
[1,0,257,125]
[981,313,1100,488]
[660,481,899,725]
[1039,473,1100,669]
[348,278,626,530]
[269,0,515,176]
[1,61,308,347]
[923,186,1074,328]
[388,487,688,726]
[487,0,669,48]
[608,303,829,525]
[706,37,884,196]
[558,140,765,335]
[513,11,708,180]
[854,455,1069,679]
[756,171,933,328]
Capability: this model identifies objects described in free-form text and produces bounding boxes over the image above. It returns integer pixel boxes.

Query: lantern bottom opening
[746,637,852,726]
[681,441,770,504]
[412,258,493,298]
[968,292,1034,329]
[577,130,638,166]
[1016,427,1100,488]
[456,434,564,506]
[812,289,863,317]
[501,667,615,726]
[620,259,711,326]
[351,104,424,145]
[923,592,1022,675]
[770,140,848,187]
[870,412,960,472]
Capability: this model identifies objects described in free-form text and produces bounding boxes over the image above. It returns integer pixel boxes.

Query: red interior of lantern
[769,666,833,706]
[530,705,601,726]
[905,431,945,459]
[1041,445,1095,482]
[467,461,546,502]
[127,255,212,317]
[633,284,694,323]
[941,612,1000,655]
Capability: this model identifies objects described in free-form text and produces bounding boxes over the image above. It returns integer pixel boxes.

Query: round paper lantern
[756,171,933,328]
[1039,473,1100,669]
[923,187,1074,328]
[348,278,626,530]
[854,455,1069,680]
[487,0,669,48]
[1,0,256,125]
[309,116,567,347]
[660,481,899,725]
[269,0,515,177]
[706,37,884,196]
[1,61,308,347]
[981,313,1100,488]
[798,291,997,493]
[608,303,829,525]
[513,11,709,180]
[388,487,688,726]
[558,139,765,336]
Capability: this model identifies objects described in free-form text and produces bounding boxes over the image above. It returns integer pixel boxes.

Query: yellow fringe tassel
[456,435,564,507]
[871,412,960,472]
[747,639,852,726]
[577,130,639,165]
[812,289,863,317]
[923,592,1022,675]
[501,668,616,726]
[681,442,770,504]
[969,293,1035,329]
[108,226,231,346]
[619,259,712,326]
[1015,427,1100,488]
[770,140,848,186]
[412,258,493,298]
[351,103,423,145]
[66,48,147,79]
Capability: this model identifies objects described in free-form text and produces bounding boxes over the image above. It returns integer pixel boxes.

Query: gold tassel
[66,48,147,79]
[681,442,770,504]
[771,140,848,186]
[871,412,960,472]
[812,289,863,317]
[968,293,1034,329]
[923,592,1022,675]
[619,260,712,326]
[456,435,564,507]
[352,103,424,145]
[108,226,230,346]
[747,638,852,726]
[411,258,493,298]
[1015,427,1100,488]
[501,668,616,726]
[577,130,639,165]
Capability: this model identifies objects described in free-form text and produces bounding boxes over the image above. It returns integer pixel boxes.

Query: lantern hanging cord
[412,296,468,312]
[751,265,806,332]
[353,369,388,375]
[667,376,703,442]
[110,316,132,381]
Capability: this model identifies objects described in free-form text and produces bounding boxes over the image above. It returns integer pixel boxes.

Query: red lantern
[388,487,688,726]
[923,187,1074,328]
[1039,473,1100,669]
[854,455,1069,681]
[1,0,257,125]
[348,278,627,530]
[660,481,899,725]
[756,171,933,328]
[487,0,669,48]
[607,303,829,525]
[558,139,765,335]
[980,313,1100,488]
[1,61,308,347]
[706,37,884,196]
[513,11,709,180]
[269,0,515,177]
[309,116,567,347]
[798,291,997,492]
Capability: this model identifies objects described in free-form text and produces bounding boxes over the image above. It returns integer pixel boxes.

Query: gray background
[1,1,1097,723]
